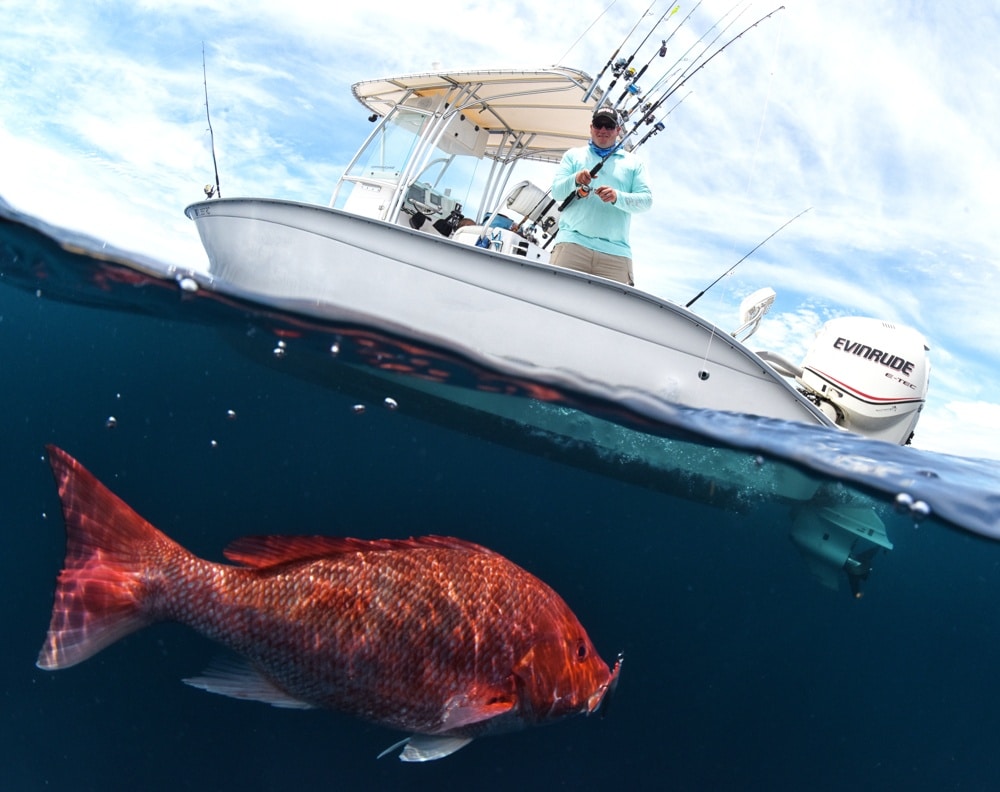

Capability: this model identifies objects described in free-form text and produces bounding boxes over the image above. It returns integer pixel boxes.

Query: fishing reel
[443,203,464,230]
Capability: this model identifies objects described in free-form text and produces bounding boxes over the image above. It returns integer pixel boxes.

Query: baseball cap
[592,107,622,127]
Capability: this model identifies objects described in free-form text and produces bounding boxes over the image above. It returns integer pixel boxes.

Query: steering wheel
[408,199,441,216]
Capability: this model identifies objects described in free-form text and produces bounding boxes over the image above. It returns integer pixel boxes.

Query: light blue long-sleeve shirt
[551,145,652,259]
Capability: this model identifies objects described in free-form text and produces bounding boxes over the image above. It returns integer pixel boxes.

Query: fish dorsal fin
[183,658,315,709]
[223,534,495,568]
[378,735,475,762]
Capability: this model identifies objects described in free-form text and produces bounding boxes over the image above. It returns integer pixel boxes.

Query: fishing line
[557,0,620,65]
[691,7,788,316]
[688,206,811,378]
[743,8,786,195]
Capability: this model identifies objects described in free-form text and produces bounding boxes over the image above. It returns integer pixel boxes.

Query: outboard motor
[796,317,930,445]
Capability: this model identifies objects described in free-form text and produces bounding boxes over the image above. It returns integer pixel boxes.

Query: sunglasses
[592,120,618,130]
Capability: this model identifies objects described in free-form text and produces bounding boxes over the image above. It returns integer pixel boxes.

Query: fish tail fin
[37,445,183,670]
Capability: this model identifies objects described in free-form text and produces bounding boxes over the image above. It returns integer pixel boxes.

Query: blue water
[3,204,1000,791]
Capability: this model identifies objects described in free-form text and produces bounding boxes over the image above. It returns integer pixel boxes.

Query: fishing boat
[185,65,929,445]
[182,53,930,595]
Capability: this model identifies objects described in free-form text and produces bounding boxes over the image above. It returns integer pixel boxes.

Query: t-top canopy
[351,67,610,163]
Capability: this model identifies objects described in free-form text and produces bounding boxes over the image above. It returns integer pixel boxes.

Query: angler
[566,4,787,221]
[549,106,653,285]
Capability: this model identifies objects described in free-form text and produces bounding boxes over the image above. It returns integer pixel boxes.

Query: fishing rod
[685,207,811,309]
[560,6,784,212]
[621,0,751,120]
[628,91,691,148]
[583,0,658,103]
[601,3,681,101]
[202,43,222,199]
[611,0,703,110]
[622,3,784,132]
[611,38,667,111]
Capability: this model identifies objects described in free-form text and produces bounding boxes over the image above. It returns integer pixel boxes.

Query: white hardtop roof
[351,67,608,163]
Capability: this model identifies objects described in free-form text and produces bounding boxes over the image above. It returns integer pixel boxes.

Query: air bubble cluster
[894,491,932,523]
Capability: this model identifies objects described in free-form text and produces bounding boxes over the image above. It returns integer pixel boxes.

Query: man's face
[590,119,619,147]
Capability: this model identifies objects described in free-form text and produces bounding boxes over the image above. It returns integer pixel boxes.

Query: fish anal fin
[387,734,474,762]
[183,658,315,710]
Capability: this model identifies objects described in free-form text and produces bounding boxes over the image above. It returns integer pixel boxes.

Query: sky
[1,0,998,460]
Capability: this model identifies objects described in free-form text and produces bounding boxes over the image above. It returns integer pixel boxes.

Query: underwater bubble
[105,416,117,429]
[273,339,287,358]
[911,499,932,520]
[352,404,366,414]
[330,342,341,357]
[177,276,199,293]
[226,409,237,420]
[210,439,218,449]
[894,492,914,513]
[384,397,399,411]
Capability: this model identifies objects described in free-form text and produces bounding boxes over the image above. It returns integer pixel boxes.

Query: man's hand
[594,186,617,203]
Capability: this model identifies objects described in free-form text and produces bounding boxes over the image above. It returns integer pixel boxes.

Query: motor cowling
[796,317,930,445]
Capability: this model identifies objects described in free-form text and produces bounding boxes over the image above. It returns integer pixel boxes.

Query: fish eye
[575,640,588,660]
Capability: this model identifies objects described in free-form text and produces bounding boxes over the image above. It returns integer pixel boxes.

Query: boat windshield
[334,105,495,226]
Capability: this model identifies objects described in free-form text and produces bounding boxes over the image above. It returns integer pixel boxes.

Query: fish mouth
[588,651,624,717]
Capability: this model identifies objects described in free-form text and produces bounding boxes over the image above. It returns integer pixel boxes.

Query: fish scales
[158,546,560,732]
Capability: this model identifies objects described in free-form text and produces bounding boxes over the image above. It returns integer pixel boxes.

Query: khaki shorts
[549,242,634,286]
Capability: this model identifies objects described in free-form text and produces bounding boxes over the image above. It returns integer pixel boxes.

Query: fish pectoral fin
[378,734,474,762]
[182,657,315,710]
[440,694,516,730]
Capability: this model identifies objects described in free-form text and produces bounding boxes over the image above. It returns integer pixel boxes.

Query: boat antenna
[202,43,222,199]
[685,207,811,309]
[583,0,659,103]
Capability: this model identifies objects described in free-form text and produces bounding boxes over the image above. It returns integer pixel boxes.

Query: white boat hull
[186,198,832,430]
